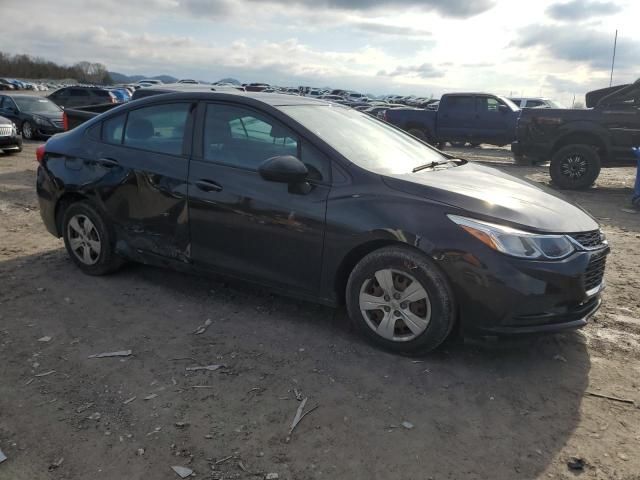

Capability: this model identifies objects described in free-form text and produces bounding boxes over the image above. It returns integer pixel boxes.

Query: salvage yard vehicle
[0,93,64,139]
[512,79,640,189]
[384,93,520,147]
[0,114,22,153]
[35,92,609,354]
[48,86,119,109]
[509,97,565,109]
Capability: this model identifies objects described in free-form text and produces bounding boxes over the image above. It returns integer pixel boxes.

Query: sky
[1,0,637,103]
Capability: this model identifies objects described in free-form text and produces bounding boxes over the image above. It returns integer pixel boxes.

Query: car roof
[1,93,54,99]
[132,90,330,107]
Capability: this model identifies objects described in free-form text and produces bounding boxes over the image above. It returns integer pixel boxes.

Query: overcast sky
[1,0,637,102]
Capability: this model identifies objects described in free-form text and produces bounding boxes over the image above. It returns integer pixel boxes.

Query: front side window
[203,104,298,171]
[477,97,501,113]
[124,103,190,155]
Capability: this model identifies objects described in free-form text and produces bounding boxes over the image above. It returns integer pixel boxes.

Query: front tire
[62,202,124,275]
[346,246,455,354]
[22,120,36,140]
[550,144,601,189]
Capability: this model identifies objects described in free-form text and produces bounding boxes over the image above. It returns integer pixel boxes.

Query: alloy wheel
[560,154,587,179]
[359,269,431,342]
[22,121,33,140]
[67,214,102,265]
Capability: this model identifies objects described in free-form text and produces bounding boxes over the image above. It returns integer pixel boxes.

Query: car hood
[383,162,599,233]
[0,115,12,126]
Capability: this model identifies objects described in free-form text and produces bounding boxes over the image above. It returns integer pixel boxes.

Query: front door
[89,102,194,261]
[474,96,515,145]
[188,102,331,293]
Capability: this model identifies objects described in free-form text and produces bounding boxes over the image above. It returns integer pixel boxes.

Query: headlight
[448,215,575,260]
[33,115,51,126]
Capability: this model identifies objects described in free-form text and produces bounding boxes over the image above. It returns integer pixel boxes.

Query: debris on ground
[48,457,64,471]
[37,336,52,342]
[175,422,188,428]
[286,397,319,442]
[265,473,279,480]
[401,421,414,430]
[186,364,224,372]
[553,354,567,363]
[88,350,132,359]
[193,318,212,335]
[144,393,158,401]
[586,391,636,406]
[87,412,101,421]
[123,396,137,405]
[171,465,194,478]
[34,370,56,377]
[0,448,6,464]
[567,457,586,471]
[136,448,145,456]
[215,455,234,465]
[76,402,94,413]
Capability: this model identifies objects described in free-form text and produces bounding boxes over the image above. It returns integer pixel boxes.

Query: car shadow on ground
[1,249,591,479]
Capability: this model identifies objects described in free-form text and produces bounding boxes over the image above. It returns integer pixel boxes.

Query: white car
[509,97,565,109]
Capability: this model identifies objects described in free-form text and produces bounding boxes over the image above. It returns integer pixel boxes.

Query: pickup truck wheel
[346,246,455,355]
[550,144,601,190]
[513,154,532,166]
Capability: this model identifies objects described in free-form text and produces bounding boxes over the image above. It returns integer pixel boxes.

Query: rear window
[446,96,474,109]
[123,103,190,156]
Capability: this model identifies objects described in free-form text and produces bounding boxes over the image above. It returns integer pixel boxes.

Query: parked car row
[0,78,56,91]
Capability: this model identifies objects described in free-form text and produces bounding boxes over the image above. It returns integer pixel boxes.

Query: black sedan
[0,114,22,153]
[0,94,64,140]
[35,92,609,354]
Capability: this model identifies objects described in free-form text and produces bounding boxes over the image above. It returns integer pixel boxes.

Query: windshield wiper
[412,159,457,173]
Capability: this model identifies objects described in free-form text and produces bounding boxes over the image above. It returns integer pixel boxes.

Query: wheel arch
[551,131,609,160]
[54,192,90,237]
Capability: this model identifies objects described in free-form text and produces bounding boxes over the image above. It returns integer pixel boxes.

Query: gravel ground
[1,141,639,480]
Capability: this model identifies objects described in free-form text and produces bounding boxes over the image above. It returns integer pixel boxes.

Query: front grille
[584,250,607,291]
[0,125,13,137]
[570,230,604,249]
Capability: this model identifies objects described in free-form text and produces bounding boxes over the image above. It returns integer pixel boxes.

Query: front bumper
[0,134,22,150]
[438,243,610,337]
[35,124,64,137]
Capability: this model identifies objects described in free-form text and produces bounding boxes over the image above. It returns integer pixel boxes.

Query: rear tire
[346,246,455,355]
[550,144,601,190]
[62,201,124,275]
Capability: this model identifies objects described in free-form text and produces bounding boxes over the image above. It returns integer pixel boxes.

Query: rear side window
[69,89,86,97]
[524,100,544,108]
[102,113,126,144]
[123,103,190,155]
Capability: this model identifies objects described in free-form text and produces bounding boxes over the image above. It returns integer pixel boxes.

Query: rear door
[188,102,331,293]
[89,101,195,260]
[437,95,475,142]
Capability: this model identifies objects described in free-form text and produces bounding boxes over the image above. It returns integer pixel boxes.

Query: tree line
[0,52,113,84]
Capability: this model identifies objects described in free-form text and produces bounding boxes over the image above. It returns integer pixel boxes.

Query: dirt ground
[1,141,639,480]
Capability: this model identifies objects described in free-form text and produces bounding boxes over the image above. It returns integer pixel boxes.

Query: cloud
[513,24,636,71]
[353,22,432,37]
[377,63,444,78]
[546,0,621,20]
[249,0,495,18]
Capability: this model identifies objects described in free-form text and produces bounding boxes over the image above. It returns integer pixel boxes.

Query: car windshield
[13,96,61,113]
[281,105,447,174]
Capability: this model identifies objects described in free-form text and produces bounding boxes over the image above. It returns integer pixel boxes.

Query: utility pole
[609,29,618,87]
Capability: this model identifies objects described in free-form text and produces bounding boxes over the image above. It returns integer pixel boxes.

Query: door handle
[195,179,223,192]
[97,157,119,168]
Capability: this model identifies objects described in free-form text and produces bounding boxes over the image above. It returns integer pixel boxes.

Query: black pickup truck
[512,78,640,189]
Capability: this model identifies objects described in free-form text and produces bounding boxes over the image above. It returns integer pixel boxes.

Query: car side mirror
[498,104,509,113]
[258,155,308,184]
